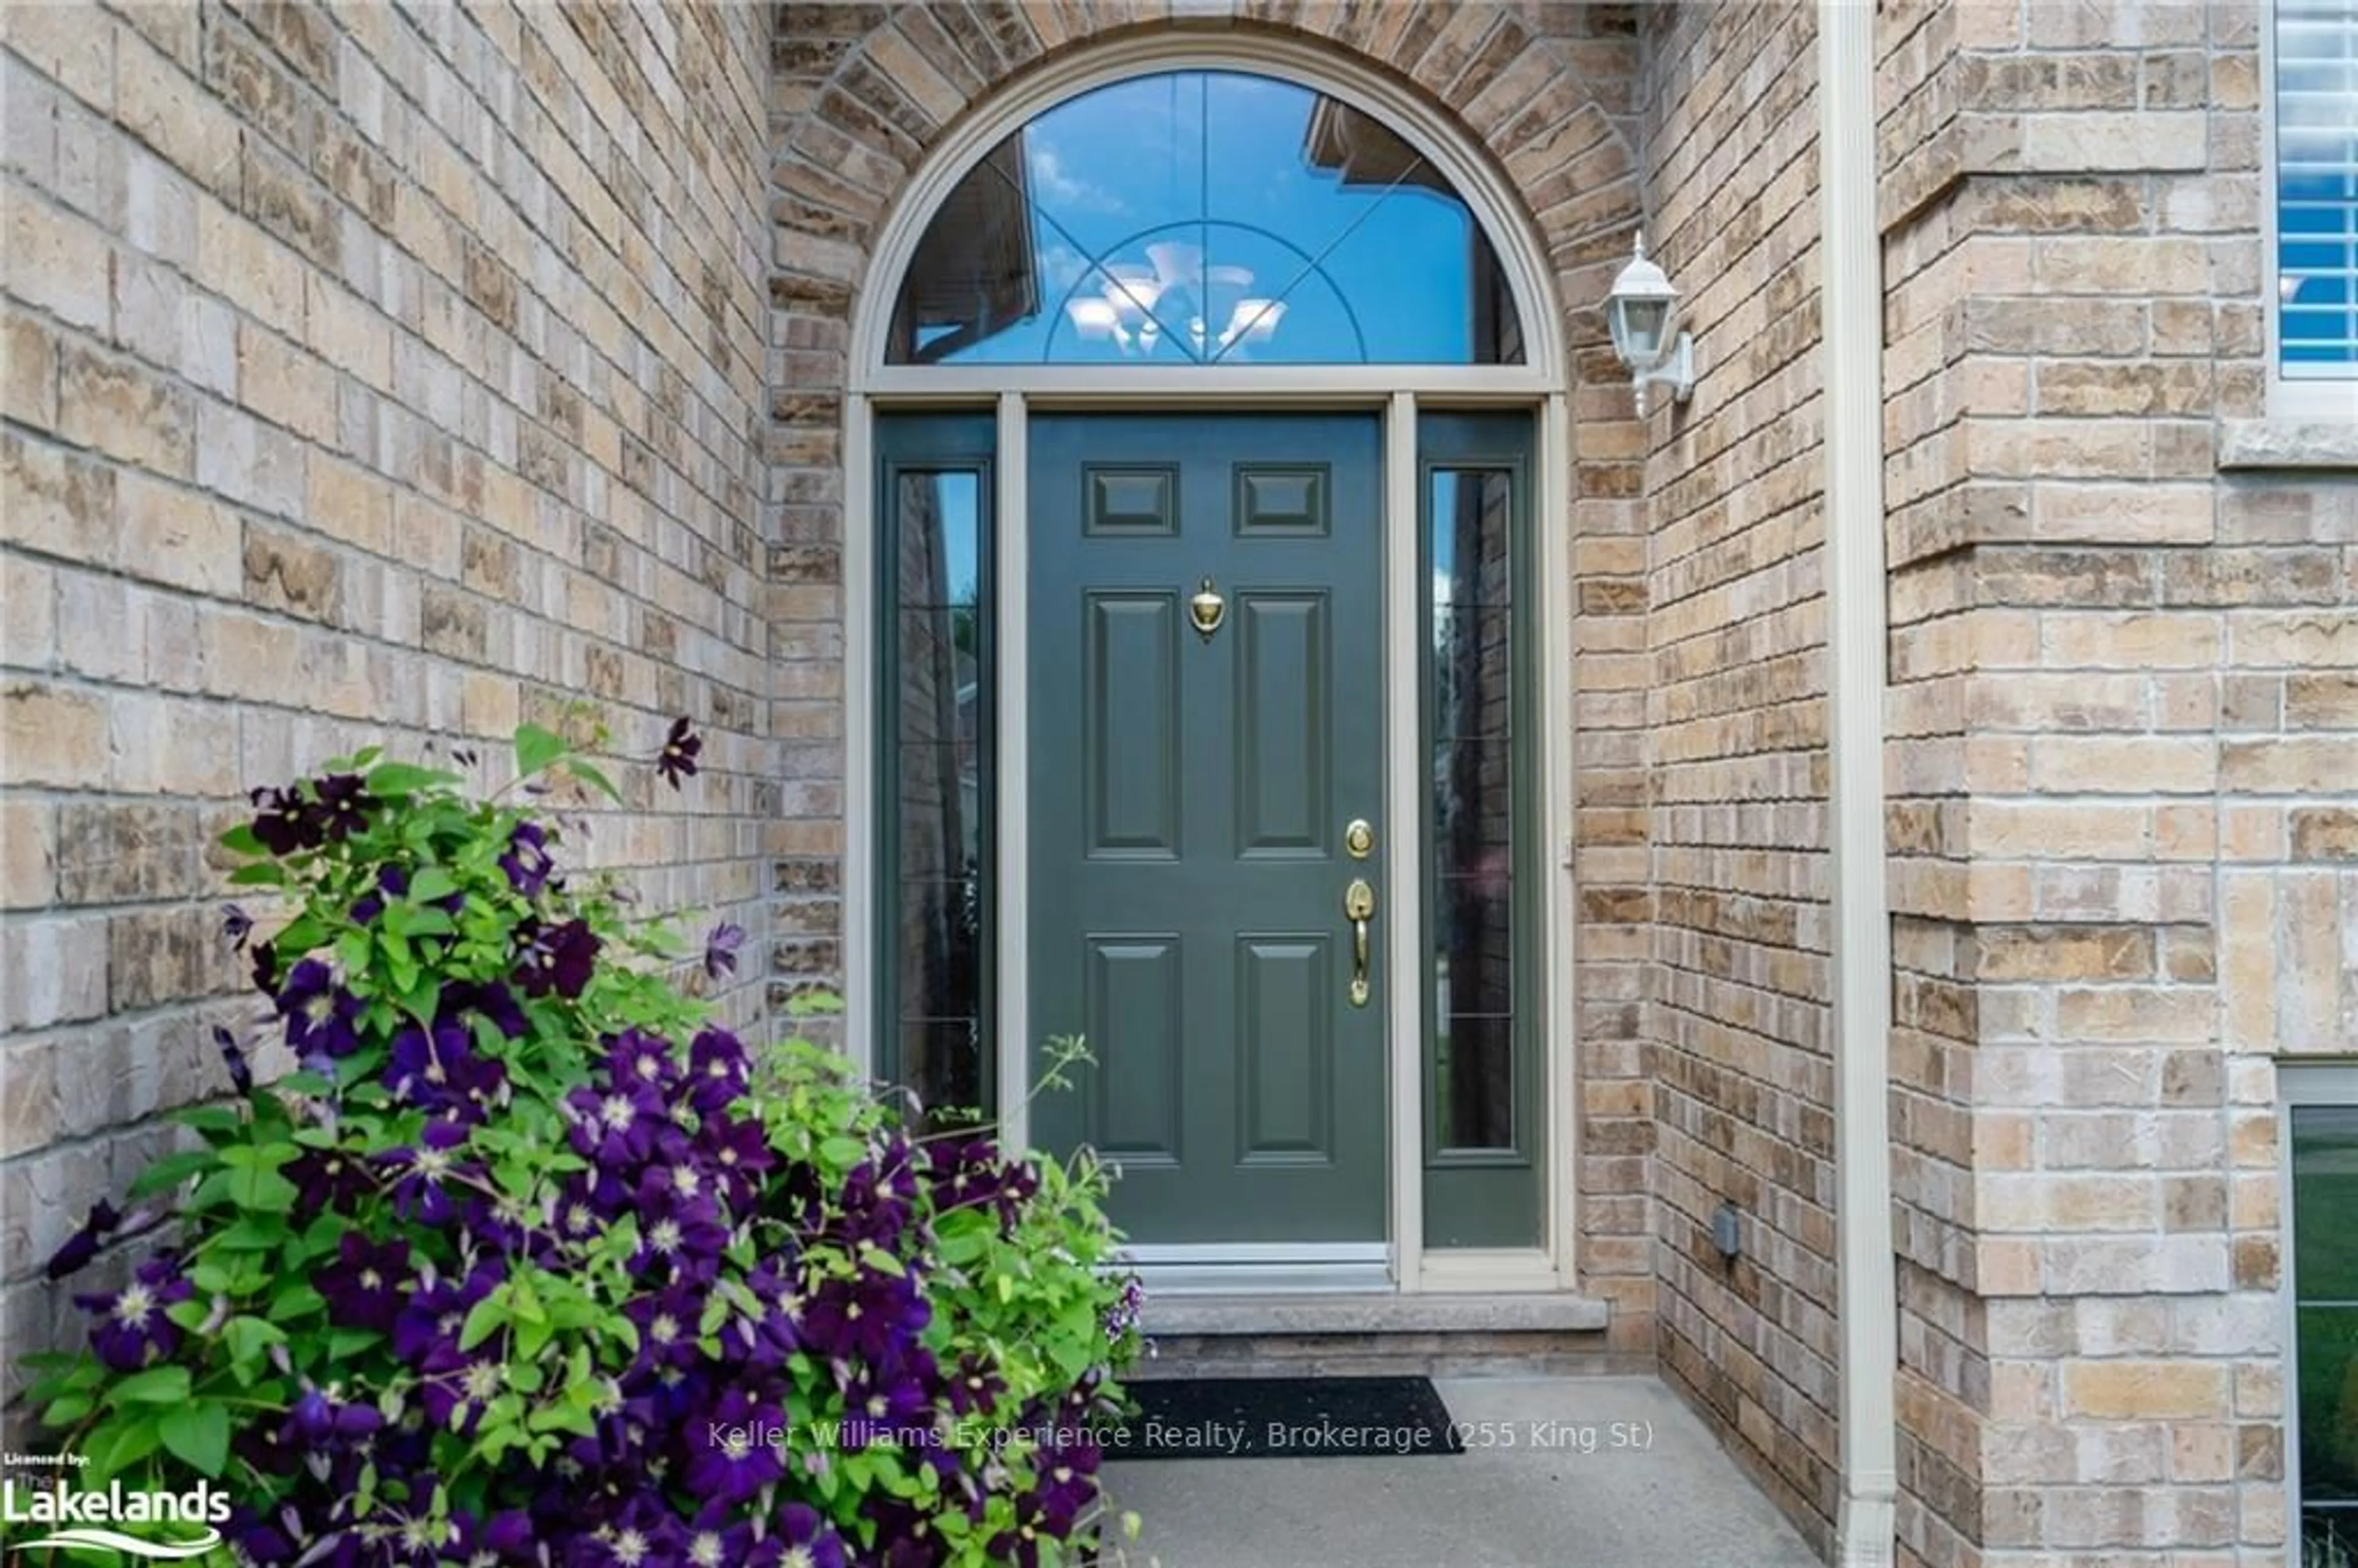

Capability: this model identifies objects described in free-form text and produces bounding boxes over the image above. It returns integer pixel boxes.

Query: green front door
[1029,413,1387,1246]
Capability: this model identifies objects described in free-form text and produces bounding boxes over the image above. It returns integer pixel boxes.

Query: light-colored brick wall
[1880,1,2348,1561]
[0,0,773,1379]
[1638,0,1840,1551]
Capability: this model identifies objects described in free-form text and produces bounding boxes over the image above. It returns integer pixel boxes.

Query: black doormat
[1109,1376,1463,1461]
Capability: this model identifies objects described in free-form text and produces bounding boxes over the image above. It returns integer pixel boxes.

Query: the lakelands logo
[1,1462,231,1560]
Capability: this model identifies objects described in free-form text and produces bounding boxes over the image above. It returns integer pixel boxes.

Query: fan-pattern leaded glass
[887,71,1524,366]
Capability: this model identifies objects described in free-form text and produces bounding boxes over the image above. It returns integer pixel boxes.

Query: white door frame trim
[1540,389,1579,1289]
[1381,392,1425,1293]
[992,392,1031,1155]
[839,38,1574,1296]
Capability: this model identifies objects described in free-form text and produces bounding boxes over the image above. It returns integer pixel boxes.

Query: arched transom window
[886,70,1527,366]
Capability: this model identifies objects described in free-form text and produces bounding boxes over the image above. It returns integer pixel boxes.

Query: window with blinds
[2276,0,2358,377]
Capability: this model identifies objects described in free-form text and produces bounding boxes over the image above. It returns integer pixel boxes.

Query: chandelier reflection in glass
[1070,243,1282,358]
[1062,240,1295,360]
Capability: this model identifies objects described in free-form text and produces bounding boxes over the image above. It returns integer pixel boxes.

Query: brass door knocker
[1189,576,1225,640]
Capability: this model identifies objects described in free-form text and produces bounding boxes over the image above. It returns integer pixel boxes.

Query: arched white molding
[846,32,1571,391]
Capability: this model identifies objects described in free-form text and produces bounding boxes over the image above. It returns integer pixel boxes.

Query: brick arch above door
[766,3,1647,400]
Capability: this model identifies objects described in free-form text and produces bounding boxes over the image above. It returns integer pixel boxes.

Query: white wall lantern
[1605,233,1695,414]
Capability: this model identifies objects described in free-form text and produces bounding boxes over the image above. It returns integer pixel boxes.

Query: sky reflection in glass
[887,71,1523,365]
[2276,0,2358,371]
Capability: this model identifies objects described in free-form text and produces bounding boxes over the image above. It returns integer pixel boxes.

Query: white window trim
[2262,0,2358,419]
[2278,1062,2358,1557]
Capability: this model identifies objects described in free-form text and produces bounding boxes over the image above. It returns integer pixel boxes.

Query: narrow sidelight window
[1420,413,1539,1248]
[1431,467,1519,1152]
[877,417,995,1123]
[2289,1074,2358,1559]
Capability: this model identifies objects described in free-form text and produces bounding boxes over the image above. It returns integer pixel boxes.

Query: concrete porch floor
[1099,1375,1822,1568]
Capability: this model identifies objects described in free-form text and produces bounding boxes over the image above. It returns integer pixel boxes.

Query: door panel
[1235,466,1329,537]
[1085,593,1181,858]
[1235,592,1329,858]
[1085,936,1183,1165]
[1237,934,1334,1164]
[1030,412,1385,1246]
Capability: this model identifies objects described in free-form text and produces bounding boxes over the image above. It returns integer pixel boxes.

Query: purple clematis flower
[453,1510,534,1564]
[278,960,362,1064]
[800,1269,928,1365]
[286,1143,374,1213]
[634,1152,716,1218]
[833,1148,920,1248]
[416,1337,507,1435]
[391,1260,503,1366]
[944,1351,1007,1418]
[695,1114,774,1210]
[604,1028,679,1096]
[994,1157,1043,1227]
[387,1020,506,1120]
[282,1384,384,1446]
[686,1028,749,1116]
[249,786,324,856]
[311,772,376,841]
[461,1187,545,1262]
[685,1388,785,1505]
[513,917,599,999]
[566,1081,676,1169]
[624,1285,706,1377]
[348,864,409,925]
[702,921,745,981]
[841,1365,933,1448]
[987,1496,1054,1568]
[76,1254,193,1372]
[715,1283,803,1373]
[223,1507,298,1567]
[441,979,526,1040]
[574,1494,688,1568]
[221,903,253,949]
[1104,1275,1145,1342]
[553,1173,623,1248]
[680,1503,752,1568]
[698,1254,801,1376]
[498,821,553,896]
[314,1232,411,1333]
[656,716,702,790]
[629,1187,731,1283]
[379,1119,475,1225]
[857,1505,939,1568]
[1031,1442,1104,1535]
[44,1199,123,1282]
[748,1505,847,1568]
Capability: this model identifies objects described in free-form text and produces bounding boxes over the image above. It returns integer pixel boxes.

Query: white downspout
[1819,2,1900,1564]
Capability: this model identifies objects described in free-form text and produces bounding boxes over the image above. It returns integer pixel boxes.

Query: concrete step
[1132,1292,1625,1380]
